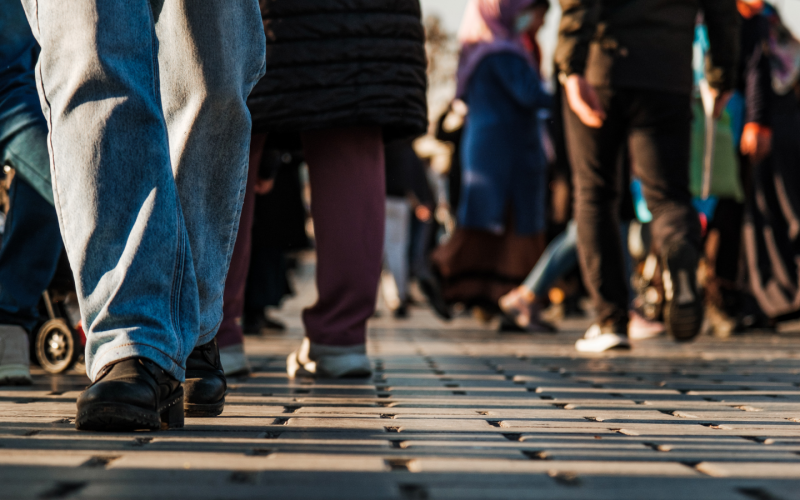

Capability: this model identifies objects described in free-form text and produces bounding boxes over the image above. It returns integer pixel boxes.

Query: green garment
[689,100,744,202]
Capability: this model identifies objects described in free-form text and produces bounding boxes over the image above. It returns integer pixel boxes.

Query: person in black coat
[245,0,428,379]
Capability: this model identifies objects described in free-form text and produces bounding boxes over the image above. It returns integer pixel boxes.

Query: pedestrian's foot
[243,309,286,335]
[419,269,452,320]
[0,325,32,385]
[393,303,409,319]
[575,323,630,352]
[185,339,227,417]
[662,244,703,341]
[499,288,557,333]
[628,311,665,340]
[498,287,535,327]
[76,358,183,431]
[287,338,371,379]
[704,304,736,338]
[219,343,251,378]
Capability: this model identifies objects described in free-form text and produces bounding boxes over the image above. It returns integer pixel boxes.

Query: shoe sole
[76,388,184,431]
[663,248,703,342]
[184,398,225,417]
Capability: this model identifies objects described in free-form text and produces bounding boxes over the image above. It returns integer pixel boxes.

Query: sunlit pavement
[2,258,800,499]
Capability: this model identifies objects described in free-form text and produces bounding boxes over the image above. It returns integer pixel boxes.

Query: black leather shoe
[184,339,226,417]
[76,358,183,431]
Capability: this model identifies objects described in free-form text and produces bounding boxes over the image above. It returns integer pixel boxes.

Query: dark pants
[564,87,700,327]
[301,127,385,346]
[0,177,62,331]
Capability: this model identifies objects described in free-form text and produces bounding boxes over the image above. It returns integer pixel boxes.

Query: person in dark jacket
[556,0,740,351]
[248,0,428,378]
[740,4,800,321]
[705,0,774,335]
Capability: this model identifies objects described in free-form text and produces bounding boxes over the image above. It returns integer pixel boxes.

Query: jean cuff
[91,342,186,382]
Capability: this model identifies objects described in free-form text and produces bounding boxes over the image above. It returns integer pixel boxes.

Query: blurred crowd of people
[418,0,800,354]
[0,0,799,432]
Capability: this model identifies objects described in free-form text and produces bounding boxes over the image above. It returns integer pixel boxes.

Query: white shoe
[287,338,371,379]
[628,311,665,340]
[0,325,31,385]
[575,324,630,352]
[219,343,250,377]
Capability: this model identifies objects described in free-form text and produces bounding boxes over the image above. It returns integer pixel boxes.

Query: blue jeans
[522,221,579,297]
[0,36,62,333]
[523,220,633,305]
[0,178,62,332]
[22,0,266,381]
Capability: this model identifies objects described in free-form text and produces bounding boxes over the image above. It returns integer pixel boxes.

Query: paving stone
[3,260,800,499]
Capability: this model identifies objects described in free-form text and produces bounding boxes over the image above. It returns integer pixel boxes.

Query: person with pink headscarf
[430,0,552,314]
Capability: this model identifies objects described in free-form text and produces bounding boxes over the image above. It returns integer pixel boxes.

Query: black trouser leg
[565,88,698,328]
[628,90,699,255]
[564,89,629,327]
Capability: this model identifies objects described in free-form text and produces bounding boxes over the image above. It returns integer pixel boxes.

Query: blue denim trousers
[522,220,634,307]
[21,0,266,381]
[0,35,62,333]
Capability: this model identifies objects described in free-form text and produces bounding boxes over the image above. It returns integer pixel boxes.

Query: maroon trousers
[216,127,385,348]
[301,127,385,346]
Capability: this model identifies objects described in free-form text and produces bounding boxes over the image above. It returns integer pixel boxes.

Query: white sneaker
[628,311,665,340]
[287,338,371,379]
[0,325,31,385]
[219,343,250,377]
[575,324,630,352]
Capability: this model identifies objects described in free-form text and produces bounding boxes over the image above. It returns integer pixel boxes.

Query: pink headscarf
[455,0,536,98]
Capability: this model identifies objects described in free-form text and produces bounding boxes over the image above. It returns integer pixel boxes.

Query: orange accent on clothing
[737,0,764,19]
[743,121,772,138]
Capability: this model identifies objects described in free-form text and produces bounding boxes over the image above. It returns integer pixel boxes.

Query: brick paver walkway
[2,259,800,499]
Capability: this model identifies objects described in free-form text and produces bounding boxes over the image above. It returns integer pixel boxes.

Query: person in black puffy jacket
[241,0,428,379]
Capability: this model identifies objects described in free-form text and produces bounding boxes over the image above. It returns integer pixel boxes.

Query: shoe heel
[161,393,185,430]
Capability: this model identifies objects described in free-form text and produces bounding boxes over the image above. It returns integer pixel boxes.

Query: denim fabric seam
[31,2,68,264]
[217,154,251,316]
[147,3,184,362]
[169,206,186,360]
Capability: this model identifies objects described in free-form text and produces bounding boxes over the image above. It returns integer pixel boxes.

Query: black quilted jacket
[248,0,429,142]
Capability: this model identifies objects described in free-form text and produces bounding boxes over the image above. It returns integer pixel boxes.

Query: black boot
[76,358,183,431]
[184,339,226,417]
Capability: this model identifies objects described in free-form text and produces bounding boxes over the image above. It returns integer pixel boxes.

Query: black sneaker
[662,244,704,341]
[184,339,226,417]
[76,358,183,431]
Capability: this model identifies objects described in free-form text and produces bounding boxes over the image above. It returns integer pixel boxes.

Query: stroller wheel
[35,319,75,374]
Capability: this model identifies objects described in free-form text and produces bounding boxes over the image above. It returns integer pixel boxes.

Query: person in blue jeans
[0,2,63,386]
[499,219,665,340]
[19,0,266,431]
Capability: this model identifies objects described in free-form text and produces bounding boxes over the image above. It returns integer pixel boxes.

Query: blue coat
[458,52,552,235]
